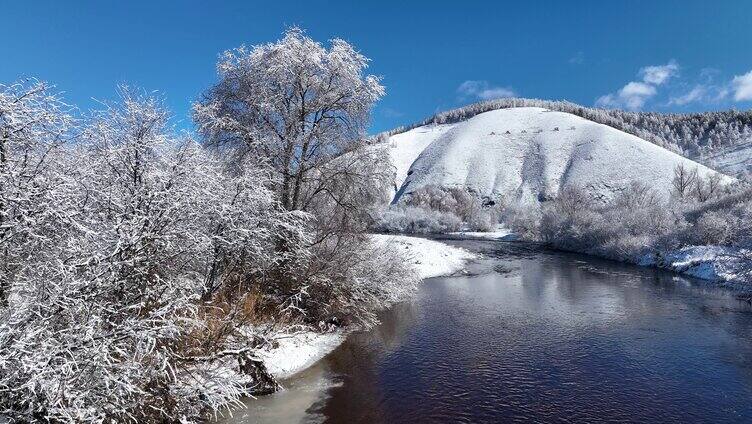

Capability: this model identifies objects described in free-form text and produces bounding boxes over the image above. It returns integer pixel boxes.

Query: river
[223,238,752,423]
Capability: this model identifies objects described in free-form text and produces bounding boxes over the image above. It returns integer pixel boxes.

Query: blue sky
[2,0,751,133]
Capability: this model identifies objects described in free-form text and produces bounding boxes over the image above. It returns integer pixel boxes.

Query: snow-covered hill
[705,142,752,176]
[387,107,731,204]
[385,98,752,178]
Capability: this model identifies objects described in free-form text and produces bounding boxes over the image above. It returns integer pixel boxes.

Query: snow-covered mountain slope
[387,123,455,195]
[387,107,731,204]
[705,142,752,176]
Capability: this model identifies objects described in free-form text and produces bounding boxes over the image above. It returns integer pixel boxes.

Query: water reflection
[227,240,752,423]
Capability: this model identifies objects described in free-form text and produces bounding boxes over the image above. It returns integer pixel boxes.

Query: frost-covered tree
[693,172,724,203]
[194,28,411,329]
[194,26,386,213]
[0,88,307,422]
[672,163,698,199]
[0,80,74,305]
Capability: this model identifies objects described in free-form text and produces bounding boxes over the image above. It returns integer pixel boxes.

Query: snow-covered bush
[539,187,605,253]
[373,205,463,234]
[680,186,752,248]
[289,232,419,328]
[692,211,738,245]
[501,200,542,240]
[384,184,499,233]
[534,183,678,261]
[0,88,310,423]
[507,175,752,269]
[0,80,75,305]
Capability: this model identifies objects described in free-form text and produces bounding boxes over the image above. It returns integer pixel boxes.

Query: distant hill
[380,98,752,177]
[386,107,732,205]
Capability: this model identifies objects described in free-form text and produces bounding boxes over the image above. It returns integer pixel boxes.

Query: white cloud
[477,87,517,99]
[700,67,722,79]
[596,81,656,110]
[458,80,516,100]
[594,94,617,108]
[596,61,677,110]
[639,61,679,85]
[597,63,752,109]
[668,85,706,106]
[619,82,656,108]
[731,70,752,101]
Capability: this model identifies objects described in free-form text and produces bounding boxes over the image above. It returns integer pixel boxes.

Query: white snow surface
[388,107,731,204]
[387,123,455,197]
[706,141,752,176]
[258,235,475,380]
[258,331,345,380]
[640,245,752,287]
[371,234,477,279]
[450,225,516,241]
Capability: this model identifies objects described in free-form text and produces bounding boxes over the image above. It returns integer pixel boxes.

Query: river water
[224,239,752,423]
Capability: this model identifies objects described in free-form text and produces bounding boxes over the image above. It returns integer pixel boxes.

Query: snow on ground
[371,234,477,279]
[640,245,752,288]
[705,141,752,176]
[258,331,345,380]
[258,235,476,380]
[388,107,731,204]
[387,123,455,200]
[449,225,516,241]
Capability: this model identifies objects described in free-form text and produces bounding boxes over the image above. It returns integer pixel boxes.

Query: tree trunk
[280,141,294,210]
[290,140,310,211]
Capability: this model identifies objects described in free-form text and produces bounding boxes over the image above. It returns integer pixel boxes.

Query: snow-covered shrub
[289,232,420,328]
[466,207,496,232]
[501,200,542,239]
[692,211,737,245]
[0,89,199,422]
[397,184,500,231]
[535,184,676,261]
[539,187,606,253]
[0,88,307,423]
[373,205,463,234]
[509,177,752,273]
[0,80,75,305]
[681,185,752,248]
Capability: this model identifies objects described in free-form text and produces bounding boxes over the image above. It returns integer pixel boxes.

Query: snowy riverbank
[370,234,477,279]
[537,239,752,291]
[256,235,476,380]
[449,225,517,241]
[640,245,752,290]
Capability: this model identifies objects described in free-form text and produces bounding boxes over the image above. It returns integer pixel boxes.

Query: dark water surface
[227,239,752,423]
